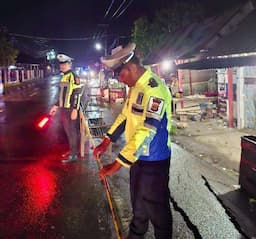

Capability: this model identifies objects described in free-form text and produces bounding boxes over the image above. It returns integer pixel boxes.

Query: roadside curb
[3,78,44,95]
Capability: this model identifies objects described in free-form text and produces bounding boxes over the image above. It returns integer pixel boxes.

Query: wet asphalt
[1,76,256,239]
[0,76,116,239]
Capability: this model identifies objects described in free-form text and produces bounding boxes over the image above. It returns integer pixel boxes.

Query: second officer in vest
[50,54,83,163]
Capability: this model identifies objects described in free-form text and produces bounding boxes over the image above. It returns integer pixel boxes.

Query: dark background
[0,0,246,65]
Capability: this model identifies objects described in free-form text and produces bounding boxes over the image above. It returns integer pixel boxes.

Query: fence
[79,88,112,157]
[0,65,44,95]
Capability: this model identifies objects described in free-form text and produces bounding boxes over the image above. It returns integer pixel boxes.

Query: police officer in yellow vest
[93,43,173,238]
[50,54,83,163]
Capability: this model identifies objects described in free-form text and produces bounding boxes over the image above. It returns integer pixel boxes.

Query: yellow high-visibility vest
[57,70,83,110]
[107,69,172,168]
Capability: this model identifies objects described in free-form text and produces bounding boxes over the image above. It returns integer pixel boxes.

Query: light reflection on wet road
[0,77,115,238]
[0,159,113,238]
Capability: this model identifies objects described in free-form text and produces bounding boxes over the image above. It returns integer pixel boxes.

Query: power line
[111,0,127,18]
[104,0,133,20]
[9,32,121,41]
[104,0,116,18]
[9,33,93,41]
[114,0,134,19]
[8,32,130,46]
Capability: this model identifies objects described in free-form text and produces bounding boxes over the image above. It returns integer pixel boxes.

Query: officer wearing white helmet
[93,43,173,238]
[50,53,83,163]
[57,54,73,62]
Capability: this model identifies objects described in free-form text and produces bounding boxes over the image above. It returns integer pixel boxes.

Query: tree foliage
[0,33,19,67]
[132,1,205,60]
[131,17,152,59]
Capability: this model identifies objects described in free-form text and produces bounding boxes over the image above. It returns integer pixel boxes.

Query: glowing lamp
[161,59,172,71]
[36,115,51,129]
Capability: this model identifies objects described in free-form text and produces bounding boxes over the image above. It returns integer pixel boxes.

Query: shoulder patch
[147,97,164,115]
[148,78,158,88]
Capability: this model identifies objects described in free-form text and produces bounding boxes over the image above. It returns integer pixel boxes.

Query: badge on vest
[147,97,164,115]
[148,78,158,87]
[136,92,144,104]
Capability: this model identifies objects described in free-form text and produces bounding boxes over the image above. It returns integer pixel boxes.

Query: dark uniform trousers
[128,158,172,239]
[61,108,79,156]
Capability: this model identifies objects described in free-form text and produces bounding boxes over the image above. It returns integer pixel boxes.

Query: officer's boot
[61,154,78,163]
[61,151,70,158]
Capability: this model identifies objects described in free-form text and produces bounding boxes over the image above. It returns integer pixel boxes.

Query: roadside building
[177,6,256,129]
[144,0,256,129]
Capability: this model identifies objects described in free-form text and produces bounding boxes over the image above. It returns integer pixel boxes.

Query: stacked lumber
[176,104,201,121]
[176,104,201,115]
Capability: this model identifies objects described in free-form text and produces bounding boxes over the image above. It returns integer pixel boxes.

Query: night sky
[0,0,246,65]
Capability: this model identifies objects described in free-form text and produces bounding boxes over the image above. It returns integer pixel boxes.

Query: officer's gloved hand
[71,109,78,120]
[99,160,122,181]
[49,105,58,116]
[93,136,111,159]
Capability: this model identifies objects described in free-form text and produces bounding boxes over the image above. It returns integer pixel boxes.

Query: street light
[94,42,107,56]
[95,42,103,51]
[161,59,173,72]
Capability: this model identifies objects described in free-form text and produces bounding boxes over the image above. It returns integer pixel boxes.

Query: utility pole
[98,24,109,56]
[97,23,110,102]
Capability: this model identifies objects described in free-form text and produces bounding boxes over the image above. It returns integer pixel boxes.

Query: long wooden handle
[80,112,123,239]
